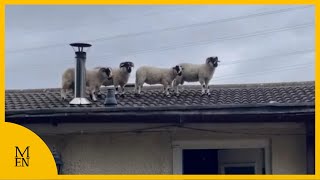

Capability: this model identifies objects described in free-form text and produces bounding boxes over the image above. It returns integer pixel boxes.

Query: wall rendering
[35,122,307,174]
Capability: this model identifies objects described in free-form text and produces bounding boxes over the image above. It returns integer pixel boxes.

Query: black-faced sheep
[61,67,112,101]
[99,61,134,97]
[173,56,219,96]
[135,65,183,96]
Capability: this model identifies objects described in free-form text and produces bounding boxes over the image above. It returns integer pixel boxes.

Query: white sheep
[135,65,183,96]
[173,56,219,96]
[98,61,134,97]
[61,67,112,101]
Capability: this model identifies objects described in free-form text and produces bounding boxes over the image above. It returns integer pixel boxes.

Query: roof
[5,81,315,124]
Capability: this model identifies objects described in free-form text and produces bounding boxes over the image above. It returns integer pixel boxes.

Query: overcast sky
[5,5,315,89]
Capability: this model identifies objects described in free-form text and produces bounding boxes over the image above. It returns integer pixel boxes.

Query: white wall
[271,135,307,174]
[42,132,172,174]
[36,122,307,174]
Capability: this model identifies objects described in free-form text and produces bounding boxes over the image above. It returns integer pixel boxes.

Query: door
[183,149,218,174]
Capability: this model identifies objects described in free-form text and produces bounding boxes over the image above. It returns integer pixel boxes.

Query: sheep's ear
[130,62,134,67]
[120,63,125,68]
[99,67,107,73]
[103,67,111,73]
[172,66,179,71]
[206,57,211,64]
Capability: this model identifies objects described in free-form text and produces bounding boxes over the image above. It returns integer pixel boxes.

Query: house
[5,81,315,174]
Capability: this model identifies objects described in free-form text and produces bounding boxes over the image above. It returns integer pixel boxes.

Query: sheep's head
[173,65,183,76]
[99,67,113,80]
[120,61,135,73]
[206,56,219,68]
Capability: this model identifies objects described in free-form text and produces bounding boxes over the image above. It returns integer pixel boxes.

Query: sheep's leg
[94,85,105,99]
[134,83,142,96]
[61,82,73,100]
[201,84,206,96]
[199,80,206,96]
[137,84,142,95]
[96,89,103,98]
[163,82,170,97]
[119,85,125,97]
[174,86,179,96]
[173,78,181,96]
[175,79,185,96]
[85,87,91,95]
[61,89,67,100]
[90,89,97,101]
[96,90,105,99]
[134,84,138,94]
[138,85,142,94]
[115,86,119,95]
[205,79,210,96]
[70,87,74,97]
[164,86,170,96]
[162,86,167,94]
[165,86,170,97]
[173,79,179,95]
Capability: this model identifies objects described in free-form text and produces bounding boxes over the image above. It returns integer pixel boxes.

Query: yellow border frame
[0,1,317,180]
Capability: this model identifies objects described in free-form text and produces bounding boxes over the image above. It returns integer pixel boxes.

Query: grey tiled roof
[6,81,315,115]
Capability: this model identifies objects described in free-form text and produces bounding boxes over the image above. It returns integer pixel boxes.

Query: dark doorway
[224,166,255,174]
[183,149,218,174]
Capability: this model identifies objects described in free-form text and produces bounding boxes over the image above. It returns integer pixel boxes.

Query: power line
[88,5,312,42]
[7,48,314,76]
[6,5,313,54]
[88,22,314,61]
[220,49,314,66]
[42,50,320,75]
[17,6,190,35]
[48,124,307,136]
[213,63,313,81]
[9,58,314,86]
[86,5,313,43]
[215,63,313,79]
[7,22,313,67]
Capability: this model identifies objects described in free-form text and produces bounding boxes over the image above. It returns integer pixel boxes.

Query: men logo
[15,146,30,167]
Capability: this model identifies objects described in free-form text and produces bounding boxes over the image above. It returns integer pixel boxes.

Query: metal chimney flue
[69,43,92,105]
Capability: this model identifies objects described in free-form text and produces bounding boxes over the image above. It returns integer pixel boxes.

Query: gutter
[6,102,315,115]
[5,103,315,124]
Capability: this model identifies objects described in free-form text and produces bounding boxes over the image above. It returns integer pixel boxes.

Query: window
[172,139,271,174]
[220,162,257,174]
[183,149,218,174]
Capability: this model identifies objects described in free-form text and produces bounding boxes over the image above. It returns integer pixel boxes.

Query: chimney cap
[70,43,92,48]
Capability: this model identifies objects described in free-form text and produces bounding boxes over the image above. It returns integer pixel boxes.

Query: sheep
[98,61,134,97]
[61,67,112,101]
[173,56,219,96]
[135,65,183,96]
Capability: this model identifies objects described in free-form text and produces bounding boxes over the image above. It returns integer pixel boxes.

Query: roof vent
[104,88,118,106]
[69,43,92,105]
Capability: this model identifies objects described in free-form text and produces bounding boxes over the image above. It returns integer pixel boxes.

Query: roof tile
[5,81,315,113]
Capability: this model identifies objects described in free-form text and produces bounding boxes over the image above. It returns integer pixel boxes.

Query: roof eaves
[6,102,315,123]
